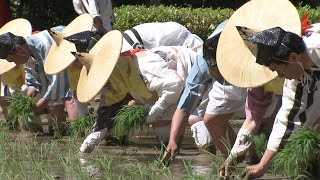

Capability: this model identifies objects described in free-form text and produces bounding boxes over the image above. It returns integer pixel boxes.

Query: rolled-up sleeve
[177,55,213,114]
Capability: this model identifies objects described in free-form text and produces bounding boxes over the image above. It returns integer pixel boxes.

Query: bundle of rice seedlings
[272,127,320,178]
[111,105,147,138]
[66,114,94,138]
[6,93,42,133]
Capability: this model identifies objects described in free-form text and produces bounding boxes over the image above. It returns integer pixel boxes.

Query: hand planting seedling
[6,93,43,133]
[272,127,320,178]
[111,105,147,138]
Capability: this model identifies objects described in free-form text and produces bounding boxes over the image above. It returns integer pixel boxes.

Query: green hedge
[9,2,320,38]
[113,5,320,40]
[114,0,319,9]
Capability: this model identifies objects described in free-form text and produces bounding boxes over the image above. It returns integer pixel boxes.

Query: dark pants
[91,98,129,133]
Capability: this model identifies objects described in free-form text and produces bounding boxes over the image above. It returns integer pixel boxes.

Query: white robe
[121,22,203,53]
[267,24,320,151]
[73,0,114,32]
[131,46,197,121]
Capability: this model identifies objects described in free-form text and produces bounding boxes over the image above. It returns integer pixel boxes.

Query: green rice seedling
[111,105,147,138]
[253,128,271,159]
[6,93,42,133]
[272,127,320,178]
[66,114,94,138]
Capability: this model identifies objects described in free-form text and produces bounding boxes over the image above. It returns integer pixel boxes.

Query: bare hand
[93,16,107,34]
[241,163,267,179]
[35,98,49,114]
[26,87,38,97]
[128,100,137,105]
[219,155,237,179]
[161,141,178,166]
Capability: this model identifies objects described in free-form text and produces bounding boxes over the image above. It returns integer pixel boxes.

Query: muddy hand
[219,155,235,179]
[241,163,267,179]
[160,142,178,167]
[35,98,49,114]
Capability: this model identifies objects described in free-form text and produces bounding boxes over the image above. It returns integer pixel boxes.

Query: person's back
[122,22,203,52]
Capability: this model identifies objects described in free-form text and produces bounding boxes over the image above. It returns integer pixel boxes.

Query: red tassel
[301,12,313,34]
[32,30,41,34]
[120,48,143,57]
[130,48,142,55]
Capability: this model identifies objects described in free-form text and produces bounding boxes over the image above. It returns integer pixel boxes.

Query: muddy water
[0,112,290,180]
[2,126,290,180]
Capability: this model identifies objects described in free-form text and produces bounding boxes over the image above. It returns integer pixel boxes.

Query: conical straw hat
[44,14,93,75]
[76,30,123,103]
[0,19,32,75]
[217,0,301,88]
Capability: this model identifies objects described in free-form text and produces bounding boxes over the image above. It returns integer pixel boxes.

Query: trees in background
[0,0,12,26]
[8,0,77,30]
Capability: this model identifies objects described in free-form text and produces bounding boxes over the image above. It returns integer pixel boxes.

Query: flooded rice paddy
[0,117,291,179]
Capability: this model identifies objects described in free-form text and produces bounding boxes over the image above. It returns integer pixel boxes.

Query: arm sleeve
[147,68,185,121]
[177,56,213,114]
[24,63,40,92]
[267,79,304,151]
[28,29,68,101]
[42,74,56,100]
[42,68,70,100]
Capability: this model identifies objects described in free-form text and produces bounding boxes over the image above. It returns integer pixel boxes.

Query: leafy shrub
[113,5,233,40]
[8,1,320,38]
[113,5,320,40]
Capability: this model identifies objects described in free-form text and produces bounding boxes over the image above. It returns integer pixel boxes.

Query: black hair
[273,32,306,62]
[12,36,25,50]
[203,33,220,66]
[0,32,25,59]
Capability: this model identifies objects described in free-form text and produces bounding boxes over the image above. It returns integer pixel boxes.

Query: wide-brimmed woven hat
[216,0,301,88]
[44,14,93,75]
[0,19,32,75]
[76,30,123,103]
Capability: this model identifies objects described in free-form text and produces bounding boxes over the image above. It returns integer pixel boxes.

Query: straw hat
[44,14,93,75]
[0,19,32,75]
[216,0,301,88]
[76,30,123,103]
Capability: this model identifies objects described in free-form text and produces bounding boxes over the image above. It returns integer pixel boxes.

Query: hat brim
[217,0,301,88]
[0,61,16,74]
[0,18,32,74]
[77,30,123,103]
[44,14,93,75]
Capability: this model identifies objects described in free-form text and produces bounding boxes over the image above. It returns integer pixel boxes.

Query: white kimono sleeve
[267,79,302,151]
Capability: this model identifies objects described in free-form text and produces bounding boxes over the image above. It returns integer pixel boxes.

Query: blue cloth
[177,54,214,113]
[24,28,71,101]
